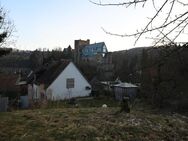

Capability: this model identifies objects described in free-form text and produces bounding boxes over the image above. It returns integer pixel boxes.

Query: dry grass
[0,106,188,141]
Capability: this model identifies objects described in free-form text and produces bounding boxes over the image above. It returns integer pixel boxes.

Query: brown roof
[35,60,70,88]
[0,73,19,92]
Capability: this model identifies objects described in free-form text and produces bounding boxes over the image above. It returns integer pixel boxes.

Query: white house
[28,61,91,101]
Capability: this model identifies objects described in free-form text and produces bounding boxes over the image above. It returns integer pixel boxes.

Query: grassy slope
[0,105,188,141]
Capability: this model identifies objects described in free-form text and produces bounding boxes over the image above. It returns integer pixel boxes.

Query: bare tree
[0,6,14,47]
[90,0,188,46]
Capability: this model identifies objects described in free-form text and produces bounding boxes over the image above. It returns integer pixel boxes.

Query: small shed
[112,82,138,101]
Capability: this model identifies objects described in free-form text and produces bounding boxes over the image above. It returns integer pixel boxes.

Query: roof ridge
[35,60,70,88]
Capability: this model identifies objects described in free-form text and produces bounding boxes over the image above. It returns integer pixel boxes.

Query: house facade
[46,62,91,100]
[28,61,91,101]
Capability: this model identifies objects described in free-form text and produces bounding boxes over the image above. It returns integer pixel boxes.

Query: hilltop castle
[74,39,114,80]
[74,39,108,64]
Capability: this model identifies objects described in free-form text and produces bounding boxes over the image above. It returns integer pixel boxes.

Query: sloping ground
[0,108,187,141]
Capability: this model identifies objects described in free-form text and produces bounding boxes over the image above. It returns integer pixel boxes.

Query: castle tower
[74,39,90,64]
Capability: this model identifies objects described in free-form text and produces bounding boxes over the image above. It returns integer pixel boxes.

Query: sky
[1,0,187,51]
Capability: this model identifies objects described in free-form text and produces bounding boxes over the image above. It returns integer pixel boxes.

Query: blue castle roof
[81,42,108,57]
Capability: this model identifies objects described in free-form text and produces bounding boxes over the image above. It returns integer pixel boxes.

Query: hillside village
[0,39,188,140]
[0,39,188,111]
[0,39,114,106]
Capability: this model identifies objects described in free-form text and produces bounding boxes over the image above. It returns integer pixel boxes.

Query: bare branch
[152,0,157,11]
[172,22,188,42]
[0,7,15,48]
[92,0,188,46]
[154,16,188,46]
[134,0,169,45]
[158,30,173,43]
[102,11,188,37]
[90,0,147,7]
[177,0,188,6]
[156,0,175,38]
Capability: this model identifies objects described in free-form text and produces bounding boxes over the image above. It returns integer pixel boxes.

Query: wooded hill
[112,44,188,112]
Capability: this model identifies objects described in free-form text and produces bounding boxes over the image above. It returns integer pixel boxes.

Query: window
[103,45,107,52]
[66,78,74,88]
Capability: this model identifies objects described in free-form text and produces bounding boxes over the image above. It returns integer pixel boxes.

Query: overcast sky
[1,0,187,51]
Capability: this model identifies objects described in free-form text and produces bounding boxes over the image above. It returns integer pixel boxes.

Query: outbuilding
[112,82,138,101]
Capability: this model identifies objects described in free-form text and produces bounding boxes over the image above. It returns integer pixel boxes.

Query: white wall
[46,62,91,100]
[33,84,41,100]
